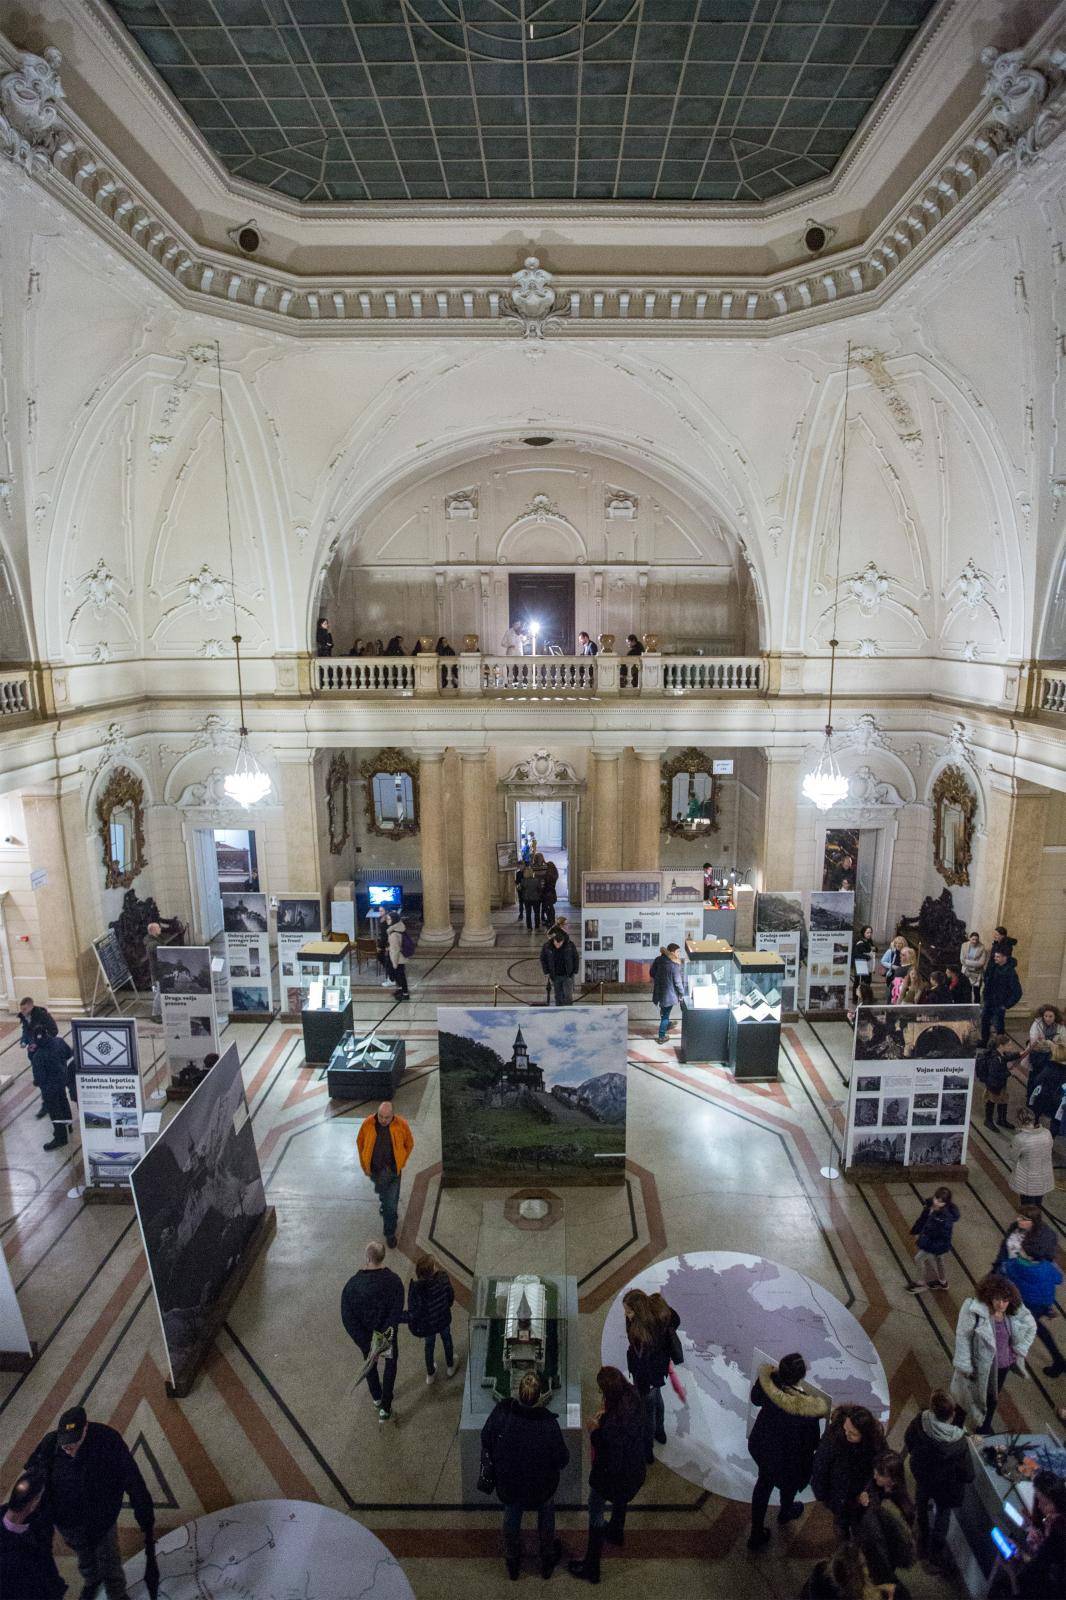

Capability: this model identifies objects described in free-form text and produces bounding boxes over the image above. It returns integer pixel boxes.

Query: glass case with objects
[680,939,734,1062]
[326,1031,406,1101]
[728,950,784,1081]
[297,937,353,1066]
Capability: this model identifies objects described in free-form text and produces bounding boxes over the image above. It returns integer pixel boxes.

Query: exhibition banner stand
[0,1241,36,1372]
[843,1004,980,1179]
[70,1017,144,1204]
[754,891,805,1016]
[90,930,136,1015]
[130,1042,274,1397]
[803,890,855,1016]
[222,891,274,1020]
[580,871,704,989]
[276,894,321,1019]
[155,946,222,1099]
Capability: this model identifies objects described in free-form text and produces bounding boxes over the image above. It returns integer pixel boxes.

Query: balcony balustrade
[313,651,764,698]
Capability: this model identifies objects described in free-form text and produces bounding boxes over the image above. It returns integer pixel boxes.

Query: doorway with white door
[189,827,260,942]
[517,800,567,901]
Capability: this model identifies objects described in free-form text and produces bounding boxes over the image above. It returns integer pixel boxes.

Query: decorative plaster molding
[849,766,905,807]
[444,487,478,521]
[174,765,270,810]
[185,565,229,613]
[0,47,64,174]
[844,562,891,616]
[853,638,882,657]
[853,347,922,455]
[605,487,638,520]
[65,558,131,640]
[5,33,1063,336]
[981,44,1066,168]
[500,749,580,798]
[945,719,979,773]
[841,713,892,752]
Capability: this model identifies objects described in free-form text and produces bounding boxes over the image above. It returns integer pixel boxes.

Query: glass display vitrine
[297,938,353,1066]
[728,950,784,1081]
[680,939,734,1062]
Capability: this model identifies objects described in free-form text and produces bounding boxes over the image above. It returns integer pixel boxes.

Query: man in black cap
[25,1406,154,1600]
[341,1239,405,1423]
[0,1470,66,1598]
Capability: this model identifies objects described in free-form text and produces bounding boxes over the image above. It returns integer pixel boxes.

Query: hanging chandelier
[213,342,271,809]
[803,343,853,812]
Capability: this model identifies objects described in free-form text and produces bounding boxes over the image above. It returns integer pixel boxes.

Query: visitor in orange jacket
[357,1102,414,1248]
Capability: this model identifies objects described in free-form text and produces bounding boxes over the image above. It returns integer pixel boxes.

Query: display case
[727,950,784,1081]
[459,1272,582,1503]
[326,1032,406,1101]
[297,938,353,1066]
[680,939,734,1063]
[702,907,737,943]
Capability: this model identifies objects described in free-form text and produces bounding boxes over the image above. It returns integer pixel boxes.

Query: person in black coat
[981,949,1023,1044]
[650,945,687,1043]
[1028,1050,1066,1128]
[540,930,579,1006]
[811,1405,885,1538]
[19,997,58,1121]
[976,1032,1021,1131]
[945,966,974,1004]
[315,615,333,656]
[481,1371,570,1581]
[993,1206,1059,1272]
[623,1289,678,1463]
[30,1030,74,1153]
[746,1353,830,1551]
[569,1366,646,1583]
[0,1471,66,1599]
[903,1389,974,1564]
[25,1407,154,1599]
[907,1186,960,1292]
[340,1240,405,1420]
[406,1255,456,1382]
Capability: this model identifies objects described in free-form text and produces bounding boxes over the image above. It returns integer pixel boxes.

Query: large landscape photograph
[438,1006,628,1186]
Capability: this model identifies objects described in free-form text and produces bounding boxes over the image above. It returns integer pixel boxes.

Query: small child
[907,1186,959,1292]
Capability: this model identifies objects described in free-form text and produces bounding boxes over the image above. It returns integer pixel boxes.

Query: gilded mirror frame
[96,767,148,890]
[360,748,420,840]
[661,747,721,840]
[932,764,976,887]
[326,753,351,855]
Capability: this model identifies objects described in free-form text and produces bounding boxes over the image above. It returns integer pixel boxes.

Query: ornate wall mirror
[326,754,351,855]
[932,765,976,887]
[361,749,419,839]
[97,767,147,889]
[661,748,720,840]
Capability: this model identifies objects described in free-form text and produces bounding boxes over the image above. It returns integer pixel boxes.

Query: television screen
[368,885,402,909]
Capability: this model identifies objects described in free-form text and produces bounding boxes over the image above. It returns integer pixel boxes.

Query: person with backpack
[480,1371,570,1581]
[24,1406,155,1600]
[568,1366,647,1583]
[906,1186,959,1293]
[31,1029,74,1153]
[385,908,411,1001]
[540,927,578,1006]
[650,944,686,1044]
[356,1102,414,1249]
[904,1389,974,1568]
[406,1254,457,1384]
[976,1032,1021,1131]
[746,1352,830,1551]
[1001,1244,1066,1379]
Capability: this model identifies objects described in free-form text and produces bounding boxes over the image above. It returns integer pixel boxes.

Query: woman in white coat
[1009,1107,1055,1205]
[951,1273,1036,1434]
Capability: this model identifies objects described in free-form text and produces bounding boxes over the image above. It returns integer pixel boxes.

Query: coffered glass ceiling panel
[104,0,938,203]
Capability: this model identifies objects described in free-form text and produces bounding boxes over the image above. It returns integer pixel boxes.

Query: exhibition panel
[70,1016,144,1193]
[276,895,322,1019]
[222,891,273,1018]
[845,1005,981,1175]
[155,945,221,1094]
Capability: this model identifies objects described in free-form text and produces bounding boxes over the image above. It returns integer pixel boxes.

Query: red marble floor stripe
[281,1064,328,1110]
[109,1350,233,1514]
[1,1254,148,1485]
[244,1029,299,1107]
[783,1028,847,1129]
[397,1160,472,1309]
[203,1344,321,1502]
[3,1184,81,1264]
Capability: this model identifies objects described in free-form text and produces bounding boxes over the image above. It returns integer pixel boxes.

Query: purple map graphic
[602,1252,888,1501]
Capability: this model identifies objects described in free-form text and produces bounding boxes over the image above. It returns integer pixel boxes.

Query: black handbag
[476,1447,496,1495]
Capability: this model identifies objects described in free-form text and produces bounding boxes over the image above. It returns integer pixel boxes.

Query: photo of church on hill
[438,1006,628,1186]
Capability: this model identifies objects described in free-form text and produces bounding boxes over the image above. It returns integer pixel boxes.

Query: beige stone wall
[0,791,45,1001]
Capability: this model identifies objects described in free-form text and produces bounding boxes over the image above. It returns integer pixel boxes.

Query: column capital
[590,746,624,762]
[764,747,807,766]
[632,746,667,763]
[414,746,448,763]
[458,746,490,764]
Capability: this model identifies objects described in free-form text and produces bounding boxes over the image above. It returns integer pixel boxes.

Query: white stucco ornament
[0,46,64,172]
[605,488,638,520]
[845,562,890,616]
[445,487,478,520]
[980,44,1066,167]
[504,257,568,340]
[842,713,891,752]
[186,565,229,612]
[854,638,882,658]
[849,767,904,807]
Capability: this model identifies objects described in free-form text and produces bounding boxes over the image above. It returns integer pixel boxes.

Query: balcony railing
[0,671,34,718]
[313,651,764,699]
[1040,670,1066,714]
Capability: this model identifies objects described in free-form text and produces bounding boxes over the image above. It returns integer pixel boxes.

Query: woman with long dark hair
[568,1367,646,1583]
[623,1289,671,1464]
[812,1405,886,1538]
[858,1450,916,1595]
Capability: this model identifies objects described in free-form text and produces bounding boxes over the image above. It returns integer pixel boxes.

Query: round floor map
[124,1500,414,1599]
[601,1252,889,1502]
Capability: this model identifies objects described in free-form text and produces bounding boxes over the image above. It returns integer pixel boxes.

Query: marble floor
[1,911,1063,1598]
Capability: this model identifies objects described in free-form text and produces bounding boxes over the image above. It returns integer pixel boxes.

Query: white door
[519,801,563,847]
[191,827,224,942]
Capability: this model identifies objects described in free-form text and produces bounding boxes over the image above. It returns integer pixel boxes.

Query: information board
[222,892,273,1017]
[276,895,322,1017]
[71,1016,145,1190]
[92,930,133,994]
[844,1004,980,1171]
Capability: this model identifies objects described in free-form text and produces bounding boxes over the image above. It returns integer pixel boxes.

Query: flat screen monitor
[368,884,402,910]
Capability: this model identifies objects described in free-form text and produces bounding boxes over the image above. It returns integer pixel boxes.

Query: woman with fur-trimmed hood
[746,1353,830,1551]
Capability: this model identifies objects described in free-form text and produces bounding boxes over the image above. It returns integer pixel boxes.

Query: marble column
[276,754,321,894]
[760,749,804,890]
[21,785,84,1006]
[971,774,1049,996]
[633,748,663,871]
[590,749,622,872]
[418,749,453,945]
[458,750,496,947]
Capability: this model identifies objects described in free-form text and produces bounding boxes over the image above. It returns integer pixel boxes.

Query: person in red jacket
[356,1102,414,1248]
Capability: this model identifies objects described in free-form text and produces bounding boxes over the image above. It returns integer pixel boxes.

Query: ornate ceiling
[103,0,938,204]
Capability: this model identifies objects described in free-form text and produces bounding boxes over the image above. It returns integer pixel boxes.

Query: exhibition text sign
[71,1017,145,1190]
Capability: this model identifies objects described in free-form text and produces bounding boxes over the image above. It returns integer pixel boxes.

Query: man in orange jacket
[357,1101,414,1248]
